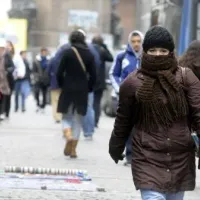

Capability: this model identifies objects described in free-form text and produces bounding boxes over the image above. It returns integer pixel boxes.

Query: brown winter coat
[109,67,200,193]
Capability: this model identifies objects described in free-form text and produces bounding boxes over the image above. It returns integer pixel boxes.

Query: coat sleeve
[109,53,123,94]
[109,75,135,158]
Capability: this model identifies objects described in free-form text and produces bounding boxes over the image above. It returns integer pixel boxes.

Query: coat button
[167,153,170,156]
[167,138,171,141]
[167,169,170,172]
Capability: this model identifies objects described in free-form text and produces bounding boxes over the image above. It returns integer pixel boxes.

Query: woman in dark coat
[109,26,200,200]
[57,30,96,158]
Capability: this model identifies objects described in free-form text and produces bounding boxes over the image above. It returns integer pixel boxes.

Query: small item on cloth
[191,132,199,153]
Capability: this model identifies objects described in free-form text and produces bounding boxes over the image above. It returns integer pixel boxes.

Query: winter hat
[143,26,175,53]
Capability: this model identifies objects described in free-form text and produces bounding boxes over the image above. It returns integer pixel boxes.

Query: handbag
[181,67,199,153]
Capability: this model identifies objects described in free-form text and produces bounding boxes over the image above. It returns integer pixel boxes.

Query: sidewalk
[0,98,199,199]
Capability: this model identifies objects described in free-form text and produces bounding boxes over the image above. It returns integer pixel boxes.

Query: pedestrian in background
[82,33,101,140]
[51,29,99,139]
[179,40,200,80]
[47,56,62,123]
[0,40,15,121]
[109,30,144,166]
[14,51,31,113]
[109,26,200,200]
[57,30,96,158]
[179,40,200,169]
[33,48,50,113]
[0,39,11,121]
[92,35,113,128]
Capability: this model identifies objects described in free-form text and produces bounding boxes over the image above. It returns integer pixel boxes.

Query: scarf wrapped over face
[135,52,188,132]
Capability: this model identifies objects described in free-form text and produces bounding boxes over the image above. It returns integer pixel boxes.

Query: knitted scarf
[135,52,188,132]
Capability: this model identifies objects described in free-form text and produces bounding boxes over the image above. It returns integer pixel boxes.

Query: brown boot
[64,140,72,156]
[70,140,78,158]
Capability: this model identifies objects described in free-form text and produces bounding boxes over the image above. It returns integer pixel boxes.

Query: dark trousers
[35,83,48,109]
[0,94,12,117]
[125,135,132,162]
[93,89,103,126]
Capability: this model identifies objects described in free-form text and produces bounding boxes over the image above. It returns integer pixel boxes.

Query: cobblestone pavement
[0,97,200,199]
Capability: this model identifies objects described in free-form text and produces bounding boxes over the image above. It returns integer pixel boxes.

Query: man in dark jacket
[33,48,50,112]
[92,36,113,127]
[50,30,101,138]
[57,30,96,158]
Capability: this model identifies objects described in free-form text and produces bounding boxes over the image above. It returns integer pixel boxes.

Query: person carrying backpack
[109,30,144,166]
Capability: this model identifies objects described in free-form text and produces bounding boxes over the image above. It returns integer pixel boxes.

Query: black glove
[110,153,125,164]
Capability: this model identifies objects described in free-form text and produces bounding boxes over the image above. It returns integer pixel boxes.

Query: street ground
[0,97,199,199]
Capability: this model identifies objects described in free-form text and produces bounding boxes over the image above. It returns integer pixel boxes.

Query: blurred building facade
[9,0,200,54]
[135,0,182,49]
[9,0,112,50]
[112,0,137,45]
[135,0,200,54]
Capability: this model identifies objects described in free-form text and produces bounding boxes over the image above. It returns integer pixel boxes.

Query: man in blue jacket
[109,30,144,166]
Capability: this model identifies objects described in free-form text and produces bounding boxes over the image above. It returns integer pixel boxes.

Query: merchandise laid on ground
[0,166,105,192]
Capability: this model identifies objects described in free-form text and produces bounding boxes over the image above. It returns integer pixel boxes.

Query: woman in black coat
[57,30,96,158]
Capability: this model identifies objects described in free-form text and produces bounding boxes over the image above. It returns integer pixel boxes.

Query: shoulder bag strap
[71,46,86,73]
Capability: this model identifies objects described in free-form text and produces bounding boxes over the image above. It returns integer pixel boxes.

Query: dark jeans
[35,83,48,109]
[0,94,12,117]
[93,89,103,126]
[125,135,132,162]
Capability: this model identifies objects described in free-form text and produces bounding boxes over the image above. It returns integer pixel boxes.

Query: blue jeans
[82,93,95,137]
[141,190,184,200]
[62,105,83,140]
[15,80,30,111]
